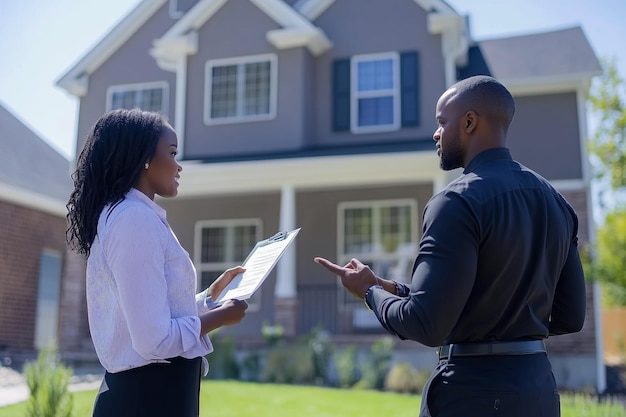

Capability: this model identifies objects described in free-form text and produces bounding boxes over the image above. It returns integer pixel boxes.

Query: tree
[588,58,626,196]
[587,58,626,305]
[594,208,626,305]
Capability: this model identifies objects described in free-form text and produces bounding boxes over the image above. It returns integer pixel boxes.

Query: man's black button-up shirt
[366,147,586,346]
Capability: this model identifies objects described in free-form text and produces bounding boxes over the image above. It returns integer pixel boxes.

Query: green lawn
[0,381,624,417]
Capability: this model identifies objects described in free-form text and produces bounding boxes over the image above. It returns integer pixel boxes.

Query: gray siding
[312,0,446,147]
[508,93,582,180]
[76,2,177,156]
[184,0,314,159]
[296,182,433,334]
[159,192,280,338]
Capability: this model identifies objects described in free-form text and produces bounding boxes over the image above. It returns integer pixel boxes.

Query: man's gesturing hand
[314,257,378,299]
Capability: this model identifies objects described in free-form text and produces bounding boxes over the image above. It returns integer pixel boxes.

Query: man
[315,75,586,416]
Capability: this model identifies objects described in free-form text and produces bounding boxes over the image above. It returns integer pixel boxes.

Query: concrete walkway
[0,366,102,408]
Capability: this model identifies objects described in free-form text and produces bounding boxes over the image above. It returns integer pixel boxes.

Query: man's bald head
[446,76,515,134]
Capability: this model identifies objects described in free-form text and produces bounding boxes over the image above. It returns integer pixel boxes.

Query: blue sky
[0,0,625,160]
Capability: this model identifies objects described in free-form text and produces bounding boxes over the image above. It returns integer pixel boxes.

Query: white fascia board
[293,0,335,21]
[161,0,228,39]
[176,151,440,197]
[56,0,167,96]
[266,27,331,55]
[0,182,67,217]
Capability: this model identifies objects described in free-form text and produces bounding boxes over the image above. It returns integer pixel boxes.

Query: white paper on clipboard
[215,228,301,303]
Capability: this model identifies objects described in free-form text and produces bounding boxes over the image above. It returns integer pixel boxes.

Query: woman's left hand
[207,266,246,300]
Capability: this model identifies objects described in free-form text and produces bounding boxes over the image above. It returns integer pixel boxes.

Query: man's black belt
[437,340,546,360]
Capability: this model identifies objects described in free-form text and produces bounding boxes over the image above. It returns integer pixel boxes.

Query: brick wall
[0,200,67,351]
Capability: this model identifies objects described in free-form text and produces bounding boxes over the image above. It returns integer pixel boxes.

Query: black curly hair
[66,108,167,255]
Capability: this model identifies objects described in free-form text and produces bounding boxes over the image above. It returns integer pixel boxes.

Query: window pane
[244,61,271,116]
[201,227,226,263]
[380,206,411,254]
[357,58,394,91]
[358,96,394,126]
[233,225,257,260]
[111,88,164,113]
[344,208,373,254]
[211,65,238,118]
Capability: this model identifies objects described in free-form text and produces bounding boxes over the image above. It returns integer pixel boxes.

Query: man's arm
[367,191,479,346]
[549,231,586,335]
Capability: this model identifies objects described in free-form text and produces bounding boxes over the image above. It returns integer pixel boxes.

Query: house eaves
[151,0,332,68]
[56,0,167,97]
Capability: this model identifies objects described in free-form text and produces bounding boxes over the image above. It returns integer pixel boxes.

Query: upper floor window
[337,199,418,310]
[333,51,419,133]
[204,54,277,125]
[194,219,262,310]
[107,81,169,115]
[351,52,400,133]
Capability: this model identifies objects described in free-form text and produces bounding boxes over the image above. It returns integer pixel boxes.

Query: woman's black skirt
[93,356,203,417]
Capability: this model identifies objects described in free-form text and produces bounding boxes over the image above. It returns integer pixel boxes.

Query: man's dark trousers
[420,353,559,417]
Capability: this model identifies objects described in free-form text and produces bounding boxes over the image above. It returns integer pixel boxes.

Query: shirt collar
[125,188,167,221]
[463,147,512,174]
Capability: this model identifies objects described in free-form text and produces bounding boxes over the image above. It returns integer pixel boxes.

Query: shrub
[335,346,359,388]
[24,349,73,417]
[261,343,315,384]
[307,327,334,385]
[206,332,240,380]
[384,362,429,394]
[355,337,394,390]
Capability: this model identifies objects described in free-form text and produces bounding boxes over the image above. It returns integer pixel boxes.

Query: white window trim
[106,81,170,116]
[336,198,419,311]
[350,51,401,134]
[194,218,263,312]
[169,0,185,19]
[204,53,278,126]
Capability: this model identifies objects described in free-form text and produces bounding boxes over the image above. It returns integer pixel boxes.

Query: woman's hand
[216,299,248,326]
[200,299,248,333]
[207,266,246,300]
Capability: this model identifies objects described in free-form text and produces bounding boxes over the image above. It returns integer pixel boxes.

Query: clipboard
[215,228,301,304]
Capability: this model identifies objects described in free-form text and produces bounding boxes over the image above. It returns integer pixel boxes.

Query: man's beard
[440,143,464,171]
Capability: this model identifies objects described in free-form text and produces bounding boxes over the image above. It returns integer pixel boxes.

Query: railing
[297,284,338,334]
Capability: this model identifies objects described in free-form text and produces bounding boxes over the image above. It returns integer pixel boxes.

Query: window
[338,199,418,309]
[194,219,262,309]
[107,81,169,115]
[34,249,63,349]
[204,54,277,125]
[351,52,400,133]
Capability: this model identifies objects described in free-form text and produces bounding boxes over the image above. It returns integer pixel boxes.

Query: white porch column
[274,185,298,335]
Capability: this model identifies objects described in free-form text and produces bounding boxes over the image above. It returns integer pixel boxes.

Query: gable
[151,0,331,67]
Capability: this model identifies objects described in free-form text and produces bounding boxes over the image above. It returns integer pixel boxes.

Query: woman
[67,109,248,417]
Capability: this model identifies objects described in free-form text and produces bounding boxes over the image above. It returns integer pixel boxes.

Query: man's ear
[464,110,478,134]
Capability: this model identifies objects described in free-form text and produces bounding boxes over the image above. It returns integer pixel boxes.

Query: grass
[0,381,624,417]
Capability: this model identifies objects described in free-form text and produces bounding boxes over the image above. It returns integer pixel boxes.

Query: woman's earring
[144,163,149,170]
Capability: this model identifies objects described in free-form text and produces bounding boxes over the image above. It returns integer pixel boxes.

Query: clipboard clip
[259,231,288,246]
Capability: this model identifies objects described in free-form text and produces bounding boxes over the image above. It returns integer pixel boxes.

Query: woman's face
[139,125,182,199]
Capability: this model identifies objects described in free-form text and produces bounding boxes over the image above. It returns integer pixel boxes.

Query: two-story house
[57,0,603,389]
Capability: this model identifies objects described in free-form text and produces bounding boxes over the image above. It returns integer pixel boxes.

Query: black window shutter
[400,51,420,127]
[333,58,351,131]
